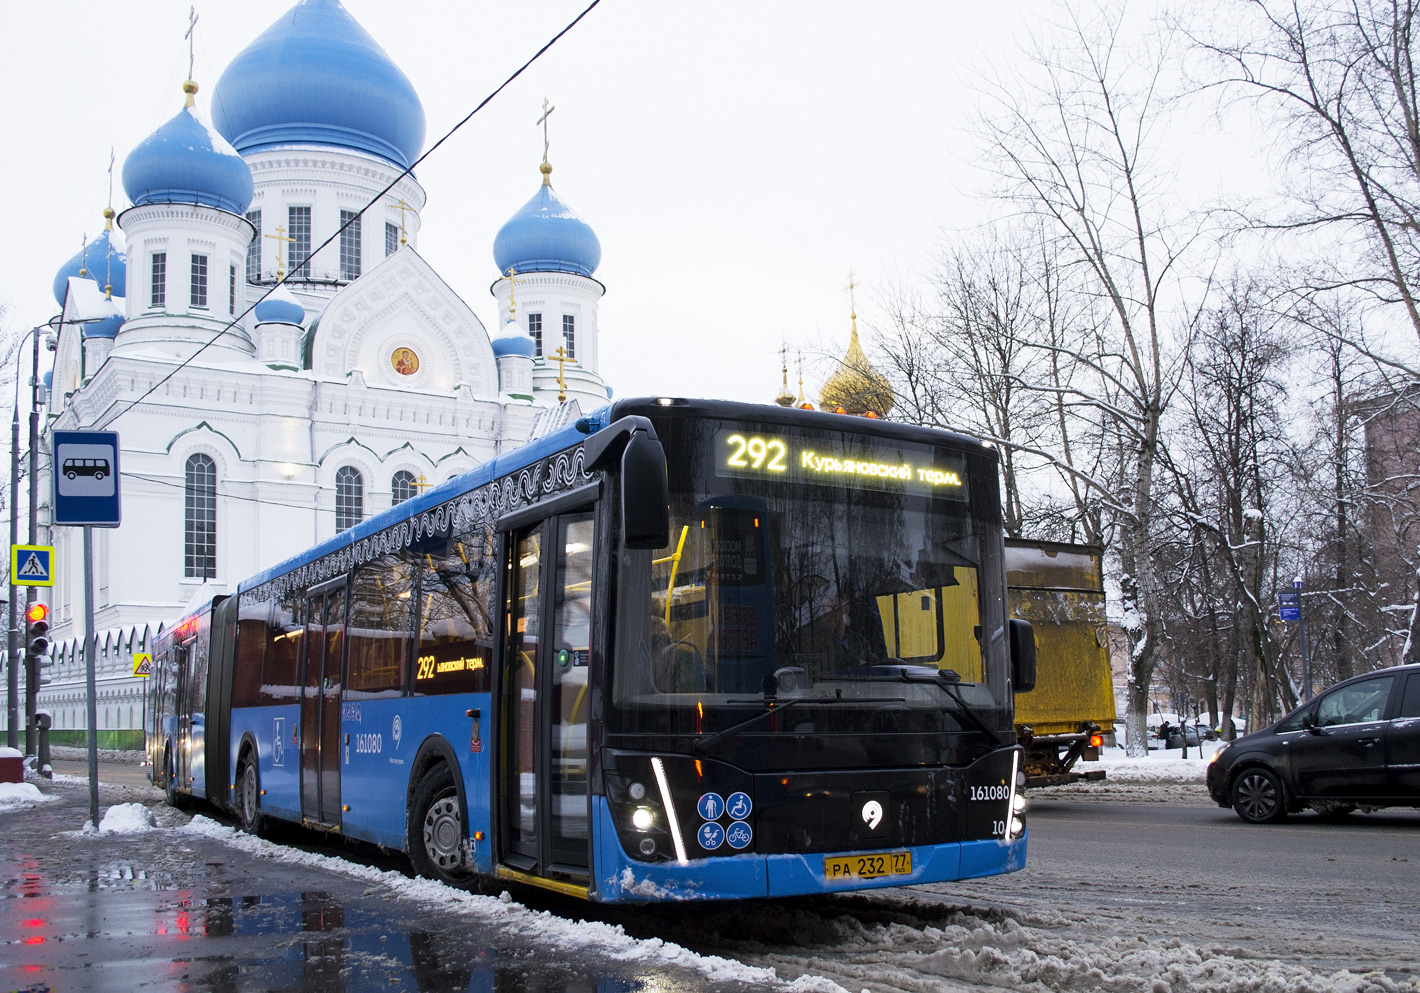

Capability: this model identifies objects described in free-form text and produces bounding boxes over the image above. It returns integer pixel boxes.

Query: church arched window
[184,454,217,579]
[391,470,419,506]
[336,466,364,532]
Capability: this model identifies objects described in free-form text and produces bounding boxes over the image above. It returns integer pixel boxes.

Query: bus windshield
[610,416,1011,743]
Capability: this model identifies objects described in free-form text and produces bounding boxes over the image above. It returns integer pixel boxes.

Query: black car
[1206,663,1420,823]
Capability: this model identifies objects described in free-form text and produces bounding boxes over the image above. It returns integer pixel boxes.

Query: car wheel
[237,752,266,836]
[1232,766,1286,823]
[408,764,485,891]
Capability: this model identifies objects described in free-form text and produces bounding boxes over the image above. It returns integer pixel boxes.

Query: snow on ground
[729,894,1420,993]
[0,780,55,809]
[179,814,843,991]
[96,801,157,834]
[176,799,1420,993]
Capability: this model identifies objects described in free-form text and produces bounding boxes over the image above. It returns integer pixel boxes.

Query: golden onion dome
[819,320,893,416]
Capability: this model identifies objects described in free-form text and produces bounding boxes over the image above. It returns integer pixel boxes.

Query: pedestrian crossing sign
[11,545,55,587]
[133,652,152,678]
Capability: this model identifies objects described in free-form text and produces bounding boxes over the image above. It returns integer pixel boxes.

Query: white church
[27,0,613,744]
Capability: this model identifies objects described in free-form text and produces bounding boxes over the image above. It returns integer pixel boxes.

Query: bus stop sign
[52,430,122,527]
[1277,590,1301,622]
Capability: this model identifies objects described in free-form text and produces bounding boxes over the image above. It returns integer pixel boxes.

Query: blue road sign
[52,430,121,527]
[11,544,54,587]
[1278,591,1301,622]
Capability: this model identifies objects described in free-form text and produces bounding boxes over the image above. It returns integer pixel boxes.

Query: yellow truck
[1006,539,1116,787]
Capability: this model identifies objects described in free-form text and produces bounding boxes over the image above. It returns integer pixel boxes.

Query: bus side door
[174,644,191,791]
[301,580,347,827]
[501,509,596,878]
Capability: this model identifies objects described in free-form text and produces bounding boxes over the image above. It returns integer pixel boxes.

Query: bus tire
[408,764,480,890]
[237,752,266,836]
[164,746,190,811]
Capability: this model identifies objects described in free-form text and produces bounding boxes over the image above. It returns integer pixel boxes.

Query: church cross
[504,267,525,318]
[552,345,570,403]
[846,270,858,321]
[390,197,416,245]
[265,223,295,279]
[185,6,200,81]
[415,474,433,492]
[537,98,556,166]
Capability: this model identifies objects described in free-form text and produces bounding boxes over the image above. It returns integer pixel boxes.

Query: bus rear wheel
[237,753,265,836]
[409,765,481,890]
[164,748,190,811]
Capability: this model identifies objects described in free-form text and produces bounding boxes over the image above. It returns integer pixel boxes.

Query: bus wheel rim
[423,795,462,869]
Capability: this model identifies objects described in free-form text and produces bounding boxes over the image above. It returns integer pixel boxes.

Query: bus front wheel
[409,765,481,890]
[237,753,265,836]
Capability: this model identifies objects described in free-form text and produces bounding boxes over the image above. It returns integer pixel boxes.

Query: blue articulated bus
[148,398,1036,901]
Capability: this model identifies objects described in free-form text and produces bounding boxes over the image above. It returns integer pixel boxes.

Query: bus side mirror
[584,415,670,550]
[620,430,670,549]
[1009,619,1036,693]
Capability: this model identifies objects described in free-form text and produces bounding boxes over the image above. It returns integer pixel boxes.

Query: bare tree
[973,2,1206,754]
[1192,0,1420,343]
[1161,276,1292,735]
[872,226,1083,537]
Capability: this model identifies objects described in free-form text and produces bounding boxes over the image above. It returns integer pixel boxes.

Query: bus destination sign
[713,430,967,498]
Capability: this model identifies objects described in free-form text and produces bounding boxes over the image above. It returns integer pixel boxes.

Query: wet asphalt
[1,762,758,993]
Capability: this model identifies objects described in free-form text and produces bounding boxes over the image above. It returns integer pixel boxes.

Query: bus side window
[347,555,414,698]
[233,595,270,708]
[413,531,493,695]
[263,592,303,703]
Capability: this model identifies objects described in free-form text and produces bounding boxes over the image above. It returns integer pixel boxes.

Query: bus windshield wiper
[871,666,1009,745]
[689,695,886,758]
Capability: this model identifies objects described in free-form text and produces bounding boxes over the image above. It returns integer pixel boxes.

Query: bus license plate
[823,851,912,880]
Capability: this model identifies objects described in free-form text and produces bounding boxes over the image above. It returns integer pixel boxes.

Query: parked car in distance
[1206,663,1420,823]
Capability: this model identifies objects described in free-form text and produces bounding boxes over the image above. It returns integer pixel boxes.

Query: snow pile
[97,802,158,834]
[0,781,55,809]
[742,901,1420,993]
[1095,747,1214,783]
[894,914,1420,993]
[180,815,832,989]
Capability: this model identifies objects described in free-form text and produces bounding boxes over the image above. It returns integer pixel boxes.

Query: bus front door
[501,510,596,880]
[300,581,346,828]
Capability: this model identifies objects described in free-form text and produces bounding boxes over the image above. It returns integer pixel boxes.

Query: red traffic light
[25,602,49,624]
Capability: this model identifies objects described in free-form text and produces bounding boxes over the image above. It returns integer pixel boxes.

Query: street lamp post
[7,325,39,751]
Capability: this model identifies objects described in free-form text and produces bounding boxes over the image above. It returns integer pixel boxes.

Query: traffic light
[25,602,52,685]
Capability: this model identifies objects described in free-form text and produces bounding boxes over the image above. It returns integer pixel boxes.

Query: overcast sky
[3,0,1236,407]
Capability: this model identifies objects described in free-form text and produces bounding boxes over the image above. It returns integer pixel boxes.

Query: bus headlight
[1012,793,1027,815]
[631,806,655,831]
[1010,817,1025,837]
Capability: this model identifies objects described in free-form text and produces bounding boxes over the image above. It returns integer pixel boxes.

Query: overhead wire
[97,0,603,431]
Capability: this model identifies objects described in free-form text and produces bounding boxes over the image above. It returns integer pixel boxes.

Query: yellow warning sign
[133,652,152,678]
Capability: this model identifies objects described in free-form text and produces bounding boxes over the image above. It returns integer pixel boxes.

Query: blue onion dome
[254,284,306,324]
[123,82,254,214]
[493,164,602,278]
[211,0,425,170]
[491,318,536,359]
[82,311,125,340]
[51,221,127,305]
